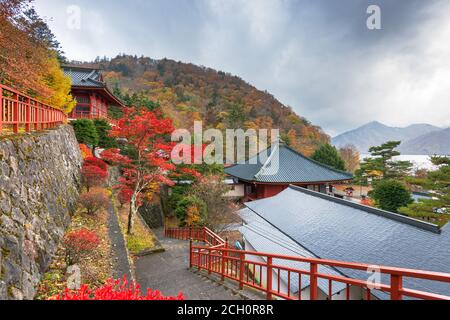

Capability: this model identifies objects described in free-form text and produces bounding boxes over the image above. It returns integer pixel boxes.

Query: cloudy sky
[34,0,450,136]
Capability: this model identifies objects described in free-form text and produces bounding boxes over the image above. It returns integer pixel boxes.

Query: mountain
[398,128,450,155]
[332,121,442,153]
[81,55,329,156]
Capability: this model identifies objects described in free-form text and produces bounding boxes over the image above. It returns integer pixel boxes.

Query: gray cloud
[35,0,450,136]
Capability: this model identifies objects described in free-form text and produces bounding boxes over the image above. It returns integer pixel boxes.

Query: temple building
[62,65,125,120]
[224,141,353,201]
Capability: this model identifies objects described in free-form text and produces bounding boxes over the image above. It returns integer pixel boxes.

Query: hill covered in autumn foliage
[85,55,329,156]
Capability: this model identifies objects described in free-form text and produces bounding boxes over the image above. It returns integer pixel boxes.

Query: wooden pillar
[89,94,93,118]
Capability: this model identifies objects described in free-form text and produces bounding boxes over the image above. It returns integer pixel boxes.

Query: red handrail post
[221,238,228,282]
[310,263,318,300]
[239,252,245,290]
[0,86,3,132]
[267,256,273,300]
[221,250,227,282]
[391,274,403,300]
[207,248,212,275]
[189,238,193,268]
[12,91,19,133]
[25,97,30,132]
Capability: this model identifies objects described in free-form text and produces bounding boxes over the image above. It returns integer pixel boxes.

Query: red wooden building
[63,65,125,120]
[225,141,353,201]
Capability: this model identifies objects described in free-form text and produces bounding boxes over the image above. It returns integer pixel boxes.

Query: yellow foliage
[144,182,160,201]
[186,205,202,227]
[40,54,76,113]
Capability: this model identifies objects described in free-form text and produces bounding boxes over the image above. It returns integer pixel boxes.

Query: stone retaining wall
[0,125,82,300]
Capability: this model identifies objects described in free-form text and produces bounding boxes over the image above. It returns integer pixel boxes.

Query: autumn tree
[188,175,239,233]
[102,108,177,234]
[310,144,346,171]
[81,163,108,191]
[339,144,360,173]
[0,0,75,111]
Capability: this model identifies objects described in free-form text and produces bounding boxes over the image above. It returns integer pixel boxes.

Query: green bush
[71,119,99,146]
[93,119,118,149]
[369,180,413,213]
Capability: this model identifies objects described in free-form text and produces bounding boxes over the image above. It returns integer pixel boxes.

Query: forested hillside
[82,55,329,156]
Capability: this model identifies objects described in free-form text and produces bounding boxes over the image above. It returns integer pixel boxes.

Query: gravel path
[107,200,133,281]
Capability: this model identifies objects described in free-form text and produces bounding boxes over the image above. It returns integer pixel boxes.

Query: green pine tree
[93,119,118,149]
[355,141,413,184]
[71,119,99,146]
[310,144,346,171]
[399,156,450,227]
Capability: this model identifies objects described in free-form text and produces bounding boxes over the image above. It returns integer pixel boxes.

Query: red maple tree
[102,108,179,234]
[83,156,108,171]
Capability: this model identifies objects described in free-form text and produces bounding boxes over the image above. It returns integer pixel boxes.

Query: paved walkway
[135,229,242,300]
[107,200,133,281]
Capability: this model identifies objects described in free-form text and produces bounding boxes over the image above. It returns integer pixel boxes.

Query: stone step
[191,269,266,300]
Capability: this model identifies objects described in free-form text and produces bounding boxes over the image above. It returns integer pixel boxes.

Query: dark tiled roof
[240,207,346,295]
[224,143,353,183]
[244,186,450,299]
[63,66,105,88]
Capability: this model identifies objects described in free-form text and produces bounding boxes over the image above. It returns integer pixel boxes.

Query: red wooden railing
[165,226,450,300]
[165,226,226,248]
[69,111,118,127]
[0,84,67,133]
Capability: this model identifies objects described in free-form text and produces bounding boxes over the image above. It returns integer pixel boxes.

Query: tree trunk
[127,195,137,235]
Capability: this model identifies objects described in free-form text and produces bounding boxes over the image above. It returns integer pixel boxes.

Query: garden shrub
[79,188,110,215]
[63,228,100,264]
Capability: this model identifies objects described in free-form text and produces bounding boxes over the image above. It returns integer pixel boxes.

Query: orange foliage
[79,144,93,159]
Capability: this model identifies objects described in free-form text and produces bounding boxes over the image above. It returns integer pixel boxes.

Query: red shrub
[84,157,108,171]
[81,164,108,191]
[63,228,100,264]
[53,276,184,300]
[79,188,110,215]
